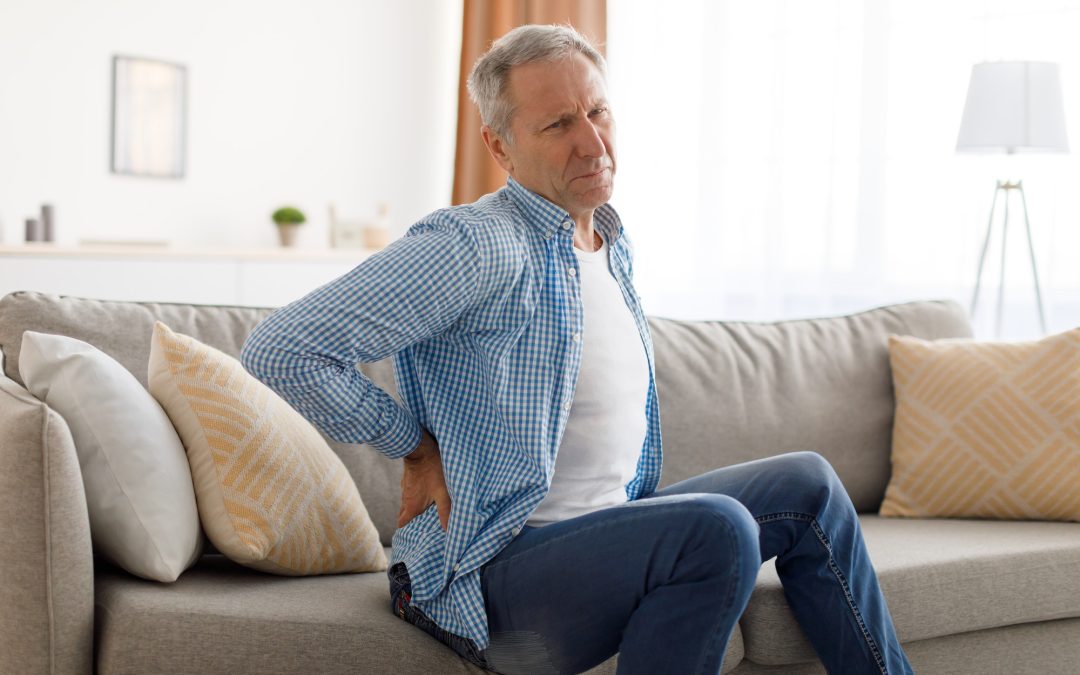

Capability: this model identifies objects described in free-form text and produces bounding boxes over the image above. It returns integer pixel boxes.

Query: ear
[481,126,515,174]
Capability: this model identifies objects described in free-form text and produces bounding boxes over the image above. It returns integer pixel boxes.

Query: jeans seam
[809,519,888,675]
[755,512,888,675]
[754,511,813,525]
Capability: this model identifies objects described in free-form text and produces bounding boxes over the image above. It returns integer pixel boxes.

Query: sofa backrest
[0,292,971,541]
[0,291,404,546]
[0,292,269,390]
[648,300,972,511]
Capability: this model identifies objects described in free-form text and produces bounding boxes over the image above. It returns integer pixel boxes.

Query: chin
[582,185,613,208]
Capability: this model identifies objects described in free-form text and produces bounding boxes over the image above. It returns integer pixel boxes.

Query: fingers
[396,448,451,531]
[397,496,447,529]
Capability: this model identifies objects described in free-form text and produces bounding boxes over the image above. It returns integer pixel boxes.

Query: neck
[573,224,602,252]
[567,205,600,251]
[571,208,594,231]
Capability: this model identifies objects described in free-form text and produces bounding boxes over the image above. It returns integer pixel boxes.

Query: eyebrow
[540,99,610,123]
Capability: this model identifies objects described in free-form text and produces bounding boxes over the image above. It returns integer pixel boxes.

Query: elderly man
[241,24,913,675]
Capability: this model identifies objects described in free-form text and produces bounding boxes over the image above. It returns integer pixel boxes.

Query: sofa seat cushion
[94,552,747,674]
[740,515,1080,666]
[95,552,485,674]
[728,618,1080,675]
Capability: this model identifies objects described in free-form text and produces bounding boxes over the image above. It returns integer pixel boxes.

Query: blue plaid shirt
[241,177,663,650]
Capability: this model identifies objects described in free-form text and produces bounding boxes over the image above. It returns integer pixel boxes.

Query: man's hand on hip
[398,428,451,531]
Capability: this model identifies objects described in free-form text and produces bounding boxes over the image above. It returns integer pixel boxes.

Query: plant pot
[276,223,301,247]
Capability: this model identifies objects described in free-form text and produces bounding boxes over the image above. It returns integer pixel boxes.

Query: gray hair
[466,24,606,142]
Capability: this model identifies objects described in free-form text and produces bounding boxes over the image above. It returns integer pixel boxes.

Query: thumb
[436,491,452,531]
[396,491,422,529]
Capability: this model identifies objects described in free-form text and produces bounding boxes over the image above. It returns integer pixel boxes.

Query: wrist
[404,430,438,462]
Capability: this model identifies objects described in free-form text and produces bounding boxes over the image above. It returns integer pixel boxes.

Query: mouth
[573,167,610,182]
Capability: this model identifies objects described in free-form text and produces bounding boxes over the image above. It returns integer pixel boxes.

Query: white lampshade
[956,61,1069,154]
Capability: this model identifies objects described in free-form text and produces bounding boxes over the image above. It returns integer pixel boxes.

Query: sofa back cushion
[0,292,974,535]
[648,300,972,511]
[0,292,404,546]
[0,292,269,390]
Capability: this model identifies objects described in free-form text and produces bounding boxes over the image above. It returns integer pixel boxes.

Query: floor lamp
[955,61,1069,338]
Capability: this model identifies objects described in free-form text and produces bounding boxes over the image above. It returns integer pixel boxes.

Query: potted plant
[271,206,306,247]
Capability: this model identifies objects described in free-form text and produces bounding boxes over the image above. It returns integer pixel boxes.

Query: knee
[777,451,851,512]
[786,450,840,483]
[682,495,761,576]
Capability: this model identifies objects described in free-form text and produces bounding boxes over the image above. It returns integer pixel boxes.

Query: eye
[589,107,607,117]
[545,120,563,131]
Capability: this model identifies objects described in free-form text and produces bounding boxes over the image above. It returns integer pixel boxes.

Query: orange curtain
[451,0,607,205]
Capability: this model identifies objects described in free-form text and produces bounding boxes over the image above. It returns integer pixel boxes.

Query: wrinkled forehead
[507,53,609,116]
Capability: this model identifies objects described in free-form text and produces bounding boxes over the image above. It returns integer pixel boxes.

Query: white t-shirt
[526,236,650,527]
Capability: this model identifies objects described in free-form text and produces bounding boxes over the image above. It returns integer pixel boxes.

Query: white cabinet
[0,244,374,307]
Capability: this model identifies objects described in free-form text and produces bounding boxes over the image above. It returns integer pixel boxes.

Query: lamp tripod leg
[971,184,1000,322]
[1016,184,1048,335]
[996,187,1009,339]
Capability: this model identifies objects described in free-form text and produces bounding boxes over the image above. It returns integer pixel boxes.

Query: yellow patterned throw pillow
[881,328,1080,521]
[148,322,387,574]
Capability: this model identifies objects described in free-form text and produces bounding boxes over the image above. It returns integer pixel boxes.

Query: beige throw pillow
[148,322,387,575]
[881,328,1080,521]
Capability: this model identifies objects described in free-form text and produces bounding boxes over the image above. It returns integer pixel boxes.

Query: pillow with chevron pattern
[881,327,1079,521]
[148,321,387,575]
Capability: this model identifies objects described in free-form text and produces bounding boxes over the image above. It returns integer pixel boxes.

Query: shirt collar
[504,176,623,245]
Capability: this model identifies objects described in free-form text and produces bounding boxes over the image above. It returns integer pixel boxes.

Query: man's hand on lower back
[398,428,452,531]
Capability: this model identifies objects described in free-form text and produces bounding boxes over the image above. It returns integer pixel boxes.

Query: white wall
[0,0,463,248]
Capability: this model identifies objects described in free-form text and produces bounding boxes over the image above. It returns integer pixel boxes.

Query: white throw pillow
[19,331,202,581]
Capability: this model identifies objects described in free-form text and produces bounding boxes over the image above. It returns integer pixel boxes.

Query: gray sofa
[1,290,1077,674]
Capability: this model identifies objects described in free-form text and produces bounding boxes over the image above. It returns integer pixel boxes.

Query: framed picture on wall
[110,55,187,179]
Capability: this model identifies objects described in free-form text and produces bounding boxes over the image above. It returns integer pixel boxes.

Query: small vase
[277,223,300,247]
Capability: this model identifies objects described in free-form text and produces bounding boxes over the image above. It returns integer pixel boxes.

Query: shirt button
[567,267,577,278]
[511,527,521,536]
[562,221,572,230]
[572,332,581,343]
[563,400,572,411]
[453,563,460,573]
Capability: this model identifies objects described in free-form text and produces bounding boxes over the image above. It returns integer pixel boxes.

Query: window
[607,0,1080,338]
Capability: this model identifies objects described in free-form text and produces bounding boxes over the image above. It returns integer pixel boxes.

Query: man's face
[484,52,616,220]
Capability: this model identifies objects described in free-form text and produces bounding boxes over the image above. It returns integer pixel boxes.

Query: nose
[575,118,606,159]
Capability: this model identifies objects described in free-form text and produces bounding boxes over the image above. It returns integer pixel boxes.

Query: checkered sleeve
[240,218,482,458]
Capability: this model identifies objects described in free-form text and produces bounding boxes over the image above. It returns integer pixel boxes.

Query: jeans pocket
[388,563,410,618]
[389,563,489,670]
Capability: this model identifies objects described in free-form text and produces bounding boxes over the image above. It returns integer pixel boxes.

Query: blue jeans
[478,452,912,674]
[390,452,913,674]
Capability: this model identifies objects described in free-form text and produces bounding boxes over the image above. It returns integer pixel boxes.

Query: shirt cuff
[366,403,423,459]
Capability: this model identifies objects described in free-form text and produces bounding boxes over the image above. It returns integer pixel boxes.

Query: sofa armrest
[0,376,94,674]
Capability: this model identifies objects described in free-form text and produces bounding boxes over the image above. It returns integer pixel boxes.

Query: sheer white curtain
[606,0,1080,338]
